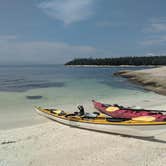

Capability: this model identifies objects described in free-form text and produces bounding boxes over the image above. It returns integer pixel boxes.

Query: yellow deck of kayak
[36,107,166,126]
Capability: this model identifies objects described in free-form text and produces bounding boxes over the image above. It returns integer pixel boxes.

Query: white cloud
[96,20,127,28]
[38,0,95,24]
[146,53,156,56]
[0,35,17,41]
[0,37,97,64]
[140,36,166,46]
[96,21,113,27]
[141,18,166,46]
[145,18,166,33]
[147,23,166,33]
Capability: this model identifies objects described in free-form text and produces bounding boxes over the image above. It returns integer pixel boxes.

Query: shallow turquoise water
[0,65,155,129]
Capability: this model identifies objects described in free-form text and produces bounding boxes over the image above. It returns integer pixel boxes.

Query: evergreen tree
[65,56,166,66]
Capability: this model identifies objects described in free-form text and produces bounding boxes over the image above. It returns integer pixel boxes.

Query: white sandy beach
[0,120,166,166]
[1,94,166,166]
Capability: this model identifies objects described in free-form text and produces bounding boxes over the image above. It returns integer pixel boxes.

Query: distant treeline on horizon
[65,56,166,66]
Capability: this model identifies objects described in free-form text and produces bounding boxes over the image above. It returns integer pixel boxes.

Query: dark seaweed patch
[0,82,65,92]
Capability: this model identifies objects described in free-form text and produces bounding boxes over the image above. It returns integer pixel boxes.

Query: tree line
[65,56,166,66]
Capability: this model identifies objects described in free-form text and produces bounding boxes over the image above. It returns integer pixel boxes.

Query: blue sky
[0,0,166,64]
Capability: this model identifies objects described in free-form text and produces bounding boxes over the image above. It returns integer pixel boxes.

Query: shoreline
[114,66,166,95]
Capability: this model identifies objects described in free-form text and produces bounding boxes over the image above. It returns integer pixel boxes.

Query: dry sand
[0,121,166,166]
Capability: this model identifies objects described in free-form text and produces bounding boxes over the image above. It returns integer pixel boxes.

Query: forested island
[65,56,166,66]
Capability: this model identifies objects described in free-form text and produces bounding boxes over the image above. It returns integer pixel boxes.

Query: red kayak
[92,100,166,122]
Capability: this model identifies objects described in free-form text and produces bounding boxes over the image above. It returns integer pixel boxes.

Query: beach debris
[26,95,43,100]
[144,100,150,102]
[1,141,16,145]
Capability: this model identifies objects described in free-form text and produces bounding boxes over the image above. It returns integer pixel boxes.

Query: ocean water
[0,65,155,129]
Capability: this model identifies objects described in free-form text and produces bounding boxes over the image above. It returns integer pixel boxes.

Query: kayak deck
[92,100,166,122]
[36,107,166,126]
[35,107,166,137]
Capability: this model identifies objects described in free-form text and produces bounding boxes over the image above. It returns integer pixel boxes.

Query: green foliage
[65,56,166,66]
